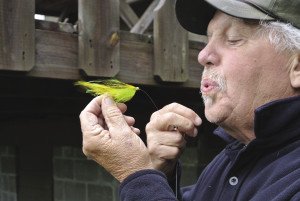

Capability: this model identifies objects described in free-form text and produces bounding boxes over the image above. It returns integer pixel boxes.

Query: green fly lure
[75,79,139,103]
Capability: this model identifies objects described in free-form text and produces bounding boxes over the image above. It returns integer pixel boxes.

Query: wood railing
[0,0,206,88]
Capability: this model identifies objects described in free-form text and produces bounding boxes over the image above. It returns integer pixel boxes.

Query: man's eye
[227,38,242,44]
[227,39,242,45]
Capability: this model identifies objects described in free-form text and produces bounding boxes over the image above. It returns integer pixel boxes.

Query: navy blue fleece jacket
[120,96,300,201]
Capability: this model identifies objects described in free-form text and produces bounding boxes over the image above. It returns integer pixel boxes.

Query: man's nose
[197,42,219,67]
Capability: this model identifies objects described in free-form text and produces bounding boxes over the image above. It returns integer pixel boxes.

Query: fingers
[148,112,197,137]
[145,102,200,175]
[148,130,186,148]
[80,94,153,182]
[117,103,127,113]
[124,115,135,125]
[123,115,140,134]
[101,95,132,136]
[79,96,104,135]
[147,129,186,162]
[151,102,202,126]
[148,132,185,173]
[81,95,139,136]
[150,144,185,160]
[131,126,141,135]
[149,103,202,137]
[81,96,103,115]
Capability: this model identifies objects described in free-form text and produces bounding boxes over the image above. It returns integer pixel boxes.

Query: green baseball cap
[175,0,300,35]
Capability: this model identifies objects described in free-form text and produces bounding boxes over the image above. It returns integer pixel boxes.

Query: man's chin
[204,107,226,124]
[202,93,233,125]
[202,95,213,107]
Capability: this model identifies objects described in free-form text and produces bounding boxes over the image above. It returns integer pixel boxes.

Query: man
[79,0,300,200]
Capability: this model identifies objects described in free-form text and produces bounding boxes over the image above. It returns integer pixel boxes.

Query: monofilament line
[139,89,158,110]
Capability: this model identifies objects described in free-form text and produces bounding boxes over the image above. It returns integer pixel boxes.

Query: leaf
[75,79,139,103]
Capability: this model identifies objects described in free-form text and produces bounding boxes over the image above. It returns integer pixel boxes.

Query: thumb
[101,95,132,136]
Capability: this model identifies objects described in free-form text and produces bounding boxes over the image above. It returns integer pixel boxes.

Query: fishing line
[138,88,158,110]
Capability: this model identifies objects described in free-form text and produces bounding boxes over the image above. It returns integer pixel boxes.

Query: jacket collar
[254,95,300,139]
[214,95,300,145]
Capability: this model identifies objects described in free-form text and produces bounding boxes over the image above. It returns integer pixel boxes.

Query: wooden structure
[0,0,206,86]
[0,0,223,201]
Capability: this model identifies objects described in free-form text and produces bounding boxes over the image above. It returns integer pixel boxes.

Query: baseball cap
[175,0,300,35]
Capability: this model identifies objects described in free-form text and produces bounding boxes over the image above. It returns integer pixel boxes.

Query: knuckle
[147,141,159,153]
[79,110,85,120]
[148,145,155,154]
[166,146,182,158]
[163,112,176,123]
[123,126,133,135]
[166,102,180,110]
[183,120,194,130]
[173,133,183,143]
[145,122,152,132]
[106,106,122,118]
[171,147,181,157]
[145,120,159,133]
[150,111,159,121]
[82,143,92,158]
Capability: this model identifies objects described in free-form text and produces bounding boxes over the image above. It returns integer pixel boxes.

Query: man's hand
[80,95,153,182]
[146,103,202,177]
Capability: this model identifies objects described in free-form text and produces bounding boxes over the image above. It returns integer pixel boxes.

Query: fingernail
[104,96,114,105]
[195,116,202,126]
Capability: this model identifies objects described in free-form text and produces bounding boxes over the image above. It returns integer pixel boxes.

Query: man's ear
[290,53,300,88]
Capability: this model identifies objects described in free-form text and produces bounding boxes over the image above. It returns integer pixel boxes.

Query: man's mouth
[200,79,219,94]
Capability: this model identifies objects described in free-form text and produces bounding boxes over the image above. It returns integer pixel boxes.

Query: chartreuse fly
[75,79,139,103]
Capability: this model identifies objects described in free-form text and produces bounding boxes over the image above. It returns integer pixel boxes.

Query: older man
[79,0,300,200]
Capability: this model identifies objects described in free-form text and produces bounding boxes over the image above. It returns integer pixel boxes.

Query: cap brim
[176,0,274,35]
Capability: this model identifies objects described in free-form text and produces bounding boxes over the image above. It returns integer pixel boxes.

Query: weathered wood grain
[0,0,35,71]
[31,29,204,88]
[78,0,120,77]
[153,0,189,82]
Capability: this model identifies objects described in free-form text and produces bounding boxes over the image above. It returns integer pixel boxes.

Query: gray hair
[258,21,300,53]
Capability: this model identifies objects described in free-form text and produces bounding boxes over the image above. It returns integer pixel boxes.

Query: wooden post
[78,0,120,77]
[153,0,189,82]
[0,0,35,71]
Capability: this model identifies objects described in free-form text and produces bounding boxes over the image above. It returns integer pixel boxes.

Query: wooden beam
[35,29,78,71]
[0,0,35,71]
[153,0,189,82]
[120,0,139,29]
[29,28,204,88]
[78,0,120,77]
[130,0,160,34]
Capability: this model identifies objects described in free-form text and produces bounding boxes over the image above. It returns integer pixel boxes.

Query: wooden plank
[153,0,189,82]
[30,29,204,88]
[78,0,120,77]
[120,0,139,29]
[0,0,35,71]
[130,0,160,34]
[35,29,78,70]
[17,145,53,201]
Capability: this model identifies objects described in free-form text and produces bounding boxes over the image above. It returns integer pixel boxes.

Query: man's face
[198,12,294,133]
